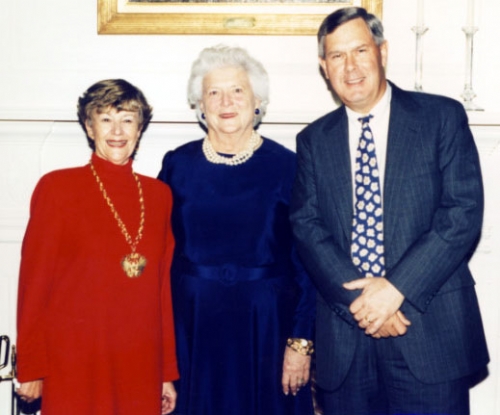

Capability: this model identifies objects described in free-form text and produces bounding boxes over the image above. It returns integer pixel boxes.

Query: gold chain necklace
[90,160,147,278]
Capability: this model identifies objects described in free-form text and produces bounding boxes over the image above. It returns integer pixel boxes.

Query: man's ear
[380,40,388,69]
[319,57,329,80]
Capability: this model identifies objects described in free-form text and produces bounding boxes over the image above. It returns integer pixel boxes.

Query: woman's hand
[161,381,177,414]
[281,347,311,396]
[16,380,43,403]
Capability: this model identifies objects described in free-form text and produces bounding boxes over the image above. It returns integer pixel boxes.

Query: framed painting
[98,0,383,35]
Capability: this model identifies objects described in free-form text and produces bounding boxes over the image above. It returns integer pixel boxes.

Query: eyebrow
[327,41,371,53]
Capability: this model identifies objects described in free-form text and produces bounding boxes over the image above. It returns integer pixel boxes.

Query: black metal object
[0,335,39,415]
[0,335,18,414]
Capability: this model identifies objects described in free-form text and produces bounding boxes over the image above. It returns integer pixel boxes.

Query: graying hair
[317,7,385,59]
[187,45,269,127]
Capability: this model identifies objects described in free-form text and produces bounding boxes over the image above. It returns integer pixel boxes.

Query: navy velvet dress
[158,137,315,415]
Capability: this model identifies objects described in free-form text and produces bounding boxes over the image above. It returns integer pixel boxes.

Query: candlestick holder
[411,25,429,91]
[461,26,483,111]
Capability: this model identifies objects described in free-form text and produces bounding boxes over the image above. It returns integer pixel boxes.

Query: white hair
[187,45,269,127]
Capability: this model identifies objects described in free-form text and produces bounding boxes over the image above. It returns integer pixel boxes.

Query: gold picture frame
[98,0,383,35]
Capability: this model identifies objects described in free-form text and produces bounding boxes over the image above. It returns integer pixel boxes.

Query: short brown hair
[77,79,153,150]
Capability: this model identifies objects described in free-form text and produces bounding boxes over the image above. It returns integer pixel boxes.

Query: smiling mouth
[106,140,128,147]
[346,77,364,85]
[220,113,237,119]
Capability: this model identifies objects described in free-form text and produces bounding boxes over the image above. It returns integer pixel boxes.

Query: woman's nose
[220,92,233,106]
[112,122,123,134]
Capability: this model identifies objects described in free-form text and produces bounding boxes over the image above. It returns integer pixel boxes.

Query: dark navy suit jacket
[291,82,489,390]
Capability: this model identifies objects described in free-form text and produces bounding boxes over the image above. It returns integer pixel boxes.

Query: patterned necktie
[351,115,385,277]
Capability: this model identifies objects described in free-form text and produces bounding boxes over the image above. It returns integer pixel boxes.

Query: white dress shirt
[346,83,392,202]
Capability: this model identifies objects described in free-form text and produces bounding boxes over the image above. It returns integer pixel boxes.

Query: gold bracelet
[286,338,314,356]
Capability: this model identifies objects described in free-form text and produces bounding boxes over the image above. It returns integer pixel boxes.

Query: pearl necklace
[202,130,261,166]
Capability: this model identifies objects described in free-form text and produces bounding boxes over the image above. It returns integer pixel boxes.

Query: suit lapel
[318,109,353,243]
[383,85,421,250]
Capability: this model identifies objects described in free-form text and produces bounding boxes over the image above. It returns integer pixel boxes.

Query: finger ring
[365,316,372,323]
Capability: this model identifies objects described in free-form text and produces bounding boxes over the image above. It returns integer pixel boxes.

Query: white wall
[1,0,499,413]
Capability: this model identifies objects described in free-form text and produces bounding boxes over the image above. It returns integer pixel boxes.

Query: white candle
[467,0,475,26]
[416,0,424,27]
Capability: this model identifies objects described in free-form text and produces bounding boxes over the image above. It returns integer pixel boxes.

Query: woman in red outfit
[16,79,178,414]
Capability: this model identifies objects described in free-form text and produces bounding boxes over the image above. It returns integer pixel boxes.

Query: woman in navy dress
[158,45,315,415]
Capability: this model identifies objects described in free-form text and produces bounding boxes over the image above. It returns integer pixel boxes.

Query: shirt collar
[345,82,392,123]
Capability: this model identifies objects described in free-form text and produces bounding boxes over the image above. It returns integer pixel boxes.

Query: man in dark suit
[290,7,489,415]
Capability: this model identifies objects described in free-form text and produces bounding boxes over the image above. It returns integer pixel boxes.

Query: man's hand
[343,277,405,335]
[371,310,411,338]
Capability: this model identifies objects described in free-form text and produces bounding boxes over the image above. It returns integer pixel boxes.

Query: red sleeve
[160,185,179,382]
[17,175,62,382]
